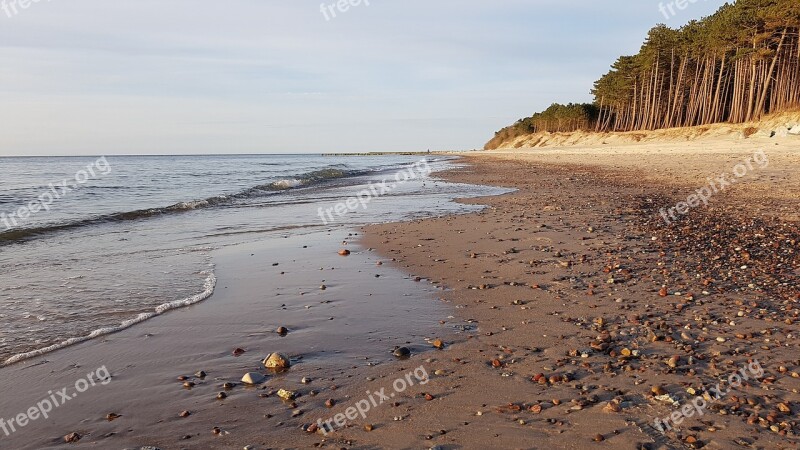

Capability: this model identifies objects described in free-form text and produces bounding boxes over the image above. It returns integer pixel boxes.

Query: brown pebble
[593,434,605,442]
[105,413,121,421]
[212,427,221,435]
[325,398,336,408]
[276,326,289,336]
[180,410,191,418]
[64,432,81,443]
[338,249,351,256]
[651,386,667,396]
[364,424,374,431]
[232,348,246,356]
[433,339,445,349]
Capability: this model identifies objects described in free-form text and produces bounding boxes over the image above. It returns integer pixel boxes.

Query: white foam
[2,270,217,367]
[272,179,304,189]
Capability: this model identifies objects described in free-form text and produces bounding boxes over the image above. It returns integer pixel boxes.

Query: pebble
[242,372,266,385]
[277,389,296,401]
[64,432,81,443]
[263,353,291,369]
[276,326,289,336]
[338,249,351,256]
[393,346,411,358]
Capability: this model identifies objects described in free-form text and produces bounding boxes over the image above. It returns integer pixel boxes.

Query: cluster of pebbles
[347,159,799,450]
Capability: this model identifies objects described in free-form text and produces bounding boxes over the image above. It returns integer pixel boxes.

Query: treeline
[488,0,800,146]
[487,103,599,147]
[595,0,800,131]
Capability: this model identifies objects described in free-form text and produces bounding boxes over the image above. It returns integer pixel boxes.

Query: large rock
[263,353,291,369]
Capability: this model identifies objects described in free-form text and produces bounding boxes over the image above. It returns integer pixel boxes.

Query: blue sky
[0,0,727,155]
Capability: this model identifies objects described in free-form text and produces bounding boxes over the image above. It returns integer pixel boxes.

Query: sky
[0,0,728,156]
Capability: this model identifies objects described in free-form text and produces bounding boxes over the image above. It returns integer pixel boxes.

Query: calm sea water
[0,154,504,366]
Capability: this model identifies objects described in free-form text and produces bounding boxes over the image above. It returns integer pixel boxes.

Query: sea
[0,154,506,367]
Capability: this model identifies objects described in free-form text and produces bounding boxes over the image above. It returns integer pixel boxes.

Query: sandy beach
[0,137,795,449]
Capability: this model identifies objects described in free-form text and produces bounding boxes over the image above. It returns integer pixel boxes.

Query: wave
[0,167,364,245]
[1,270,217,367]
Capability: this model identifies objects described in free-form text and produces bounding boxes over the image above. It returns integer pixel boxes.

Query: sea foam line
[2,270,217,367]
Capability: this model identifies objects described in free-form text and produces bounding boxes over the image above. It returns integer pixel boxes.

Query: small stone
[277,389,296,401]
[180,410,191,417]
[651,386,667,396]
[232,348,246,356]
[393,347,411,358]
[364,424,374,432]
[242,372,266,385]
[195,370,207,378]
[217,392,227,400]
[325,398,335,408]
[263,353,291,369]
[433,339,445,349]
[593,434,605,442]
[603,401,621,413]
[338,249,351,256]
[212,427,222,435]
[105,413,121,421]
[64,432,81,443]
[276,326,289,336]
[301,377,312,384]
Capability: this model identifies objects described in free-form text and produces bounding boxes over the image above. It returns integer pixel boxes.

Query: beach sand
[1,138,798,449]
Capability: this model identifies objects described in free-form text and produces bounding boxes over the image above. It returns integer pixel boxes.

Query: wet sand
[2,142,799,449]
[0,230,453,449]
